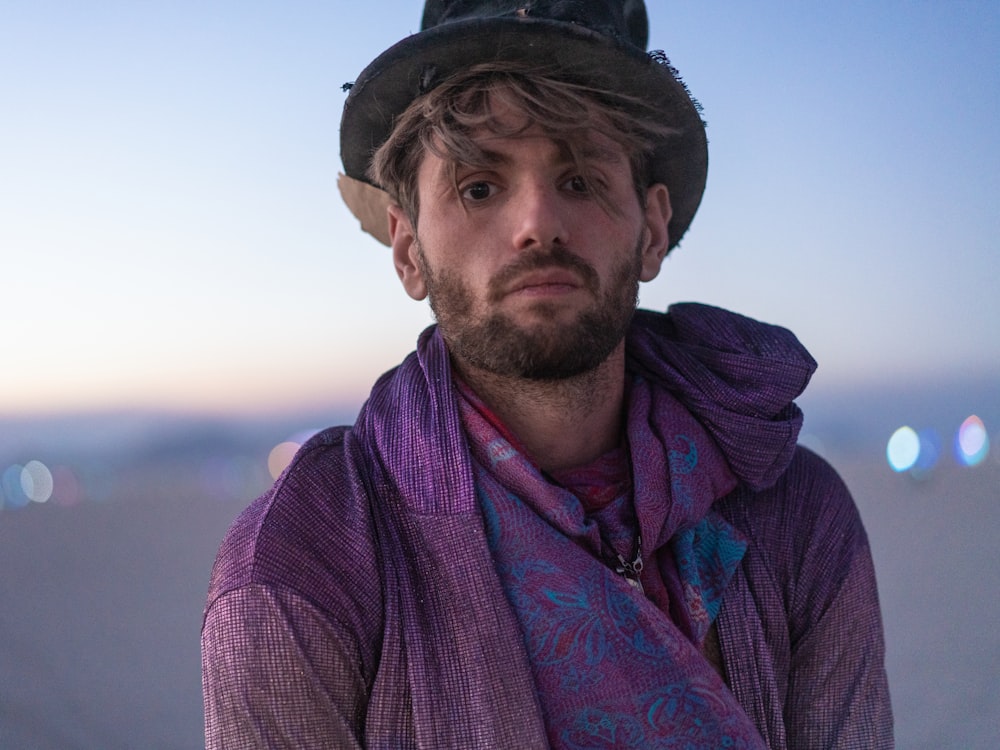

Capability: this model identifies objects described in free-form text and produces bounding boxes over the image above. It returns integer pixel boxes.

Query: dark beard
[420,241,643,381]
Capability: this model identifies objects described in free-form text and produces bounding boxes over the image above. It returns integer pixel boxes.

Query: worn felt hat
[338,0,707,251]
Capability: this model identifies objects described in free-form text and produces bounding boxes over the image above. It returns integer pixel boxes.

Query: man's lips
[503,269,584,297]
[487,248,600,304]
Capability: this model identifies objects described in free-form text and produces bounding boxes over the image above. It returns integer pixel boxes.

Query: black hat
[338,0,707,251]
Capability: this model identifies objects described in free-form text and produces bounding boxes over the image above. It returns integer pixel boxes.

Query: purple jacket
[202,304,893,748]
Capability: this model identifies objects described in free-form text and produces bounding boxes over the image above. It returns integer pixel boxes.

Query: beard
[418,238,644,381]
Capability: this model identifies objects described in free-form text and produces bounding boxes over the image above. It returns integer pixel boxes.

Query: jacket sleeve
[200,427,383,749]
[202,584,367,749]
[781,450,894,749]
[717,447,893,749]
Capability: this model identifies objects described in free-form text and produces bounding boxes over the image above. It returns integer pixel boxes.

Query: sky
[2,0,998,417]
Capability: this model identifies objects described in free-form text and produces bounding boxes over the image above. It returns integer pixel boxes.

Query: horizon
[3,371,996,484]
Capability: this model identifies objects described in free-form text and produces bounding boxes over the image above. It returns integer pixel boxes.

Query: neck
[453,344,628,474]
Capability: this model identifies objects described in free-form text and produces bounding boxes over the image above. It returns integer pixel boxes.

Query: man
[202,1,893,748]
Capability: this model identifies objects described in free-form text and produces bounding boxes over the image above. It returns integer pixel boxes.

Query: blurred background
[1,1,997,747]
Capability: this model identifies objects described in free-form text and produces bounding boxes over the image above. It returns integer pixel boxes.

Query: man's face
[388,97,671,380]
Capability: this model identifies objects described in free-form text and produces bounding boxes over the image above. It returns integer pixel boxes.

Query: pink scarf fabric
[457,375,766,748]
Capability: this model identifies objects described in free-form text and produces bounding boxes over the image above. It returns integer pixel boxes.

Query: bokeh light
[955,415,990,467]
[265,429,320,481]
[1,461,83,509]
[21,460,54,503]
[0,442,300,513]
[268,441,301,480]
[50,465,83,507]
[912,428,942,476]
[887,426,920,472]
[2,464,30,509]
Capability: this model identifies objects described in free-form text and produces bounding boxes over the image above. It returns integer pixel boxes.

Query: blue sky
[2,1,997,415]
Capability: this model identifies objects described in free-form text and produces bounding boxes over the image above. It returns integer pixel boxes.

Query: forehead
[486,92,623,150]
[431,93,630,173]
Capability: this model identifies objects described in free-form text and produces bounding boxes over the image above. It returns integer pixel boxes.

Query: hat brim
[340,16,707,250]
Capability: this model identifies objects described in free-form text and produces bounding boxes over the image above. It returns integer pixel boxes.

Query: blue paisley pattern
[668,435,699,511]
[463,377,766,749]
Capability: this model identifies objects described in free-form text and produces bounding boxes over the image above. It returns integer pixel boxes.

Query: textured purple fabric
[461,380,766,747]
[201,303,893,749]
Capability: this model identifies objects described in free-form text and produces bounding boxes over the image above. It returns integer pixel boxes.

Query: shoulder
[717,446,875,636]
[204,425,382,624]
[202,425,387,741]
[719,445,864,554]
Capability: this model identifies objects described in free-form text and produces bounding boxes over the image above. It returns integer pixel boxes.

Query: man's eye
[460,181,494,201]
[563,175,590,194]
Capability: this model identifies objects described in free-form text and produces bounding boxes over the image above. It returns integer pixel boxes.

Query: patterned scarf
[458,375,767,748]
[354,302,814,747]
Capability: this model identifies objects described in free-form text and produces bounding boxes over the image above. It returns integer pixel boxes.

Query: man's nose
[510,181,570,251]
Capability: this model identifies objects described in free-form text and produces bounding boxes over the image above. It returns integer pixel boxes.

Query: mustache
[487,246,599,303]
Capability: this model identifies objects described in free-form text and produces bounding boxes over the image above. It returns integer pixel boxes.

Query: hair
[368,61,678,227]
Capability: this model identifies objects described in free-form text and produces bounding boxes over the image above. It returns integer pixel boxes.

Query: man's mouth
[505,268,583,297]
[489,248,599,303]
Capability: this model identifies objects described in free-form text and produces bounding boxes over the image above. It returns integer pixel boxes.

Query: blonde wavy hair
[369,62,677,226]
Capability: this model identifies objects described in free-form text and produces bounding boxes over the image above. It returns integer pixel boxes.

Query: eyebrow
[444,137,623,176]
[574,141,622,164]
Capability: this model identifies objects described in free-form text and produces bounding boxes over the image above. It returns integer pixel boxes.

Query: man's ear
[388,204,428,300]
[639,183,672,282]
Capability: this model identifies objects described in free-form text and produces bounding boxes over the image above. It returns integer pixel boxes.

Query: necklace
[613,534,644,593]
